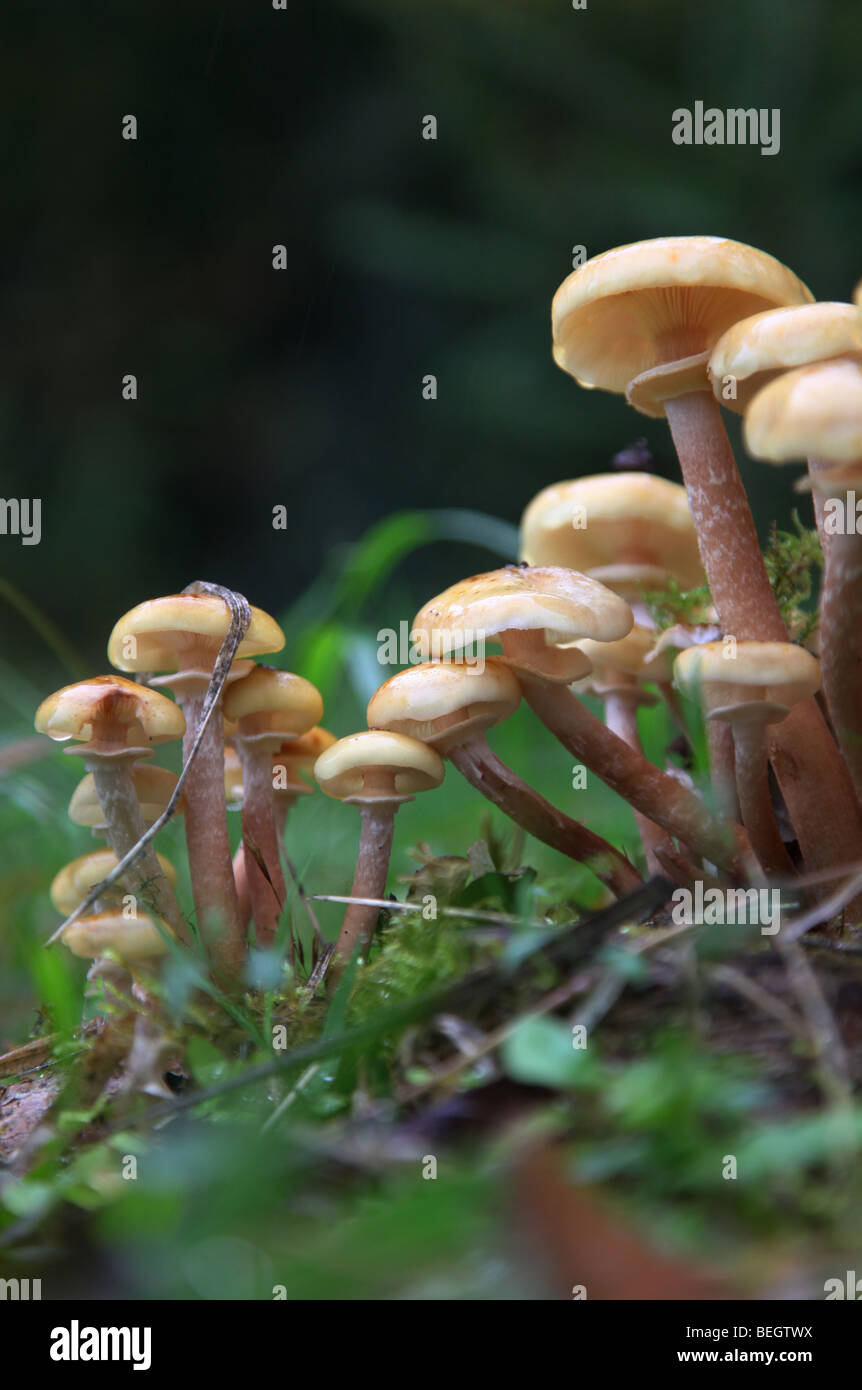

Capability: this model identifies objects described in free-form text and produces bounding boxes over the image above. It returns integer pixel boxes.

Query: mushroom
[60,908,174,965]
[413,566,751,874]
[674,642,821,878]
[708,302,862,544]
[271,727,337,836]
[552,238,862,884]
[520,472,705,627]
[222,666,323,947]
[745,359,862,805]
[520,472,706,727]
[69,764,181,837]
[314,731,444,964]
[51,847,177,917]
[35,676,188,939]
[367,658,642,896]
[107,594,285,975]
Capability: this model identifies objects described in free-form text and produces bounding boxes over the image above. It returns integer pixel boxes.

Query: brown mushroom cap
[50,848,177,915]
[412,566,632,682]
[552,237,812,419]
[61,909,174,963]
[744,359,862,485]
[107,594,284,678]
[574,627,672,690]
[222,665,323,746]
[69,764,181,829]
[520,474,704,588]
[314,730,445,804]
[674,640,821,726]
[367,659,522,753]
[35,675,185,756]
[708,303,862,415]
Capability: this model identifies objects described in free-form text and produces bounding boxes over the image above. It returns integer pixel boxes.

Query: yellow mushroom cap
[744,359,862,483]
[35,675,185,751]
[314,730,444,803]
[271,727,337,795]
[552,237,812,418]
[61,910,173,963]
[520,473,704,588]
[709,303,862,415]
[50,848,177,915]
[367,659,522,752]
[69,764,181,828]
[107,594,285,674]
[222,666,323,743]
[412,566,632,682]
[576,626,671,683]
[674,640,820,725]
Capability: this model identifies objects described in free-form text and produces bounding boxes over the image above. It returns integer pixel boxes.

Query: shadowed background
[2,0,861,666]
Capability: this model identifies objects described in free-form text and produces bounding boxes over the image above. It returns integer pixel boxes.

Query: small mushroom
[223,666,323,947]
[413,566,750,874]
[108,594,285,976]
[368,658,642,896]
[314,731,444,965]
[35,676,187,938]
[271,727,337,836]
[50,847,177,916]
[675,641,820,878]
[69,764,181,836]
[61,909,174,965]
[521,472,705,625]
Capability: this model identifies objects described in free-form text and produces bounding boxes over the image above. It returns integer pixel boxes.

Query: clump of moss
[348,908,487,1027]
[763,511,822,641]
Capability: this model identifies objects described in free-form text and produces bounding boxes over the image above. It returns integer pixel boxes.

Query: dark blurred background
[2,0,862,668]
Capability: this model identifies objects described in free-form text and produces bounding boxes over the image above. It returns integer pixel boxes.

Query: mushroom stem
[180,695,246,977]
[89,761,189,943]
[333,803,396,963]
[819,514,862,802]
[448,736,643,897]
[730,723,796,880]
[707,719,739,822]
[508,669,752,876]
[603,690,677,877]
[237,746,287,948]
[663,389,862,877]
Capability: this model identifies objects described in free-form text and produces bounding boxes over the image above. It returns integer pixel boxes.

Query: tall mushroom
[674,641,821,879]
[314,731,444,965]
[107,594,285,976]
[367,658,642,896]
[551,237,862,880]
[223,665,323,947]
[35,676,188,939]
[412,566,752,875]
[745,359,862,808]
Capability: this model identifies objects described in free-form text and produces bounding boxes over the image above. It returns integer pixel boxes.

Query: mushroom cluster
[33,235,862,1006]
